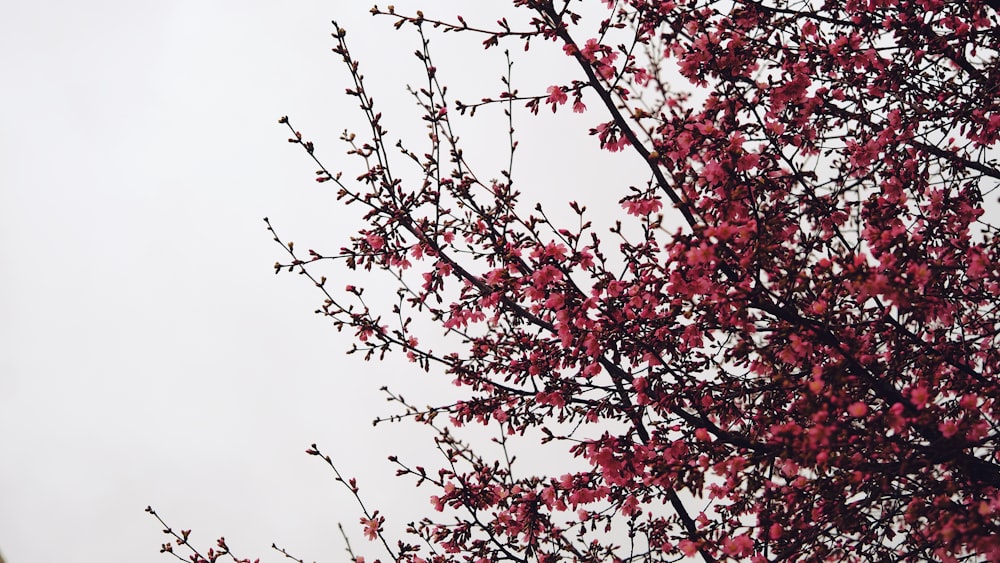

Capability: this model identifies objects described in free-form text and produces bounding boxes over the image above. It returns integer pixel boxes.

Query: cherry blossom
[152,2,1000,562]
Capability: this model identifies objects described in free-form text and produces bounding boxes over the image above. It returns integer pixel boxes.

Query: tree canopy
[154,2,1000,561]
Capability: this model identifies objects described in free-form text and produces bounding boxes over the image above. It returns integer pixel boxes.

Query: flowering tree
[153,1,1000,562]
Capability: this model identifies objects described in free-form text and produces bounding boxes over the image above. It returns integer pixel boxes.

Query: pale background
[0,2,649,562]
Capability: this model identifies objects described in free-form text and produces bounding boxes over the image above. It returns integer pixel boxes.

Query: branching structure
[152,2,1000,561]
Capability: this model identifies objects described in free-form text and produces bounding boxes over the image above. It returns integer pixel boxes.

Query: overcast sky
[0,3,654,562]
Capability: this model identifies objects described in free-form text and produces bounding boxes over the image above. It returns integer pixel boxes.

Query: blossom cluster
[262,1,1000,562]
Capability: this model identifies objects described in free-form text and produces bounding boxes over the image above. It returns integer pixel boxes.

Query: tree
[152,1,1000,561]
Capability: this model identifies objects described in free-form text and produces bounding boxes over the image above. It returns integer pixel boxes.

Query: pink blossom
[940,421,960,439]
[621,197,662,216]
[723,534,754,557]
[580,38,601,62]
[909,386,930,409]
[621,495,640,516]
[365,233,384,250]
[546,85,568,108]
[847,402,868,418]
[361,517,381,541]
[678,540,699,557]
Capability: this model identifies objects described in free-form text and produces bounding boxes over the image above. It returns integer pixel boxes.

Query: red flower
[545,85,568,111]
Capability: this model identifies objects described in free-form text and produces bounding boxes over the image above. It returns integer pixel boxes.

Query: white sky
[0,3,653,562]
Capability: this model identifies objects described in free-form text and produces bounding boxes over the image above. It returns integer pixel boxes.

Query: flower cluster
[258,2,1000,562]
